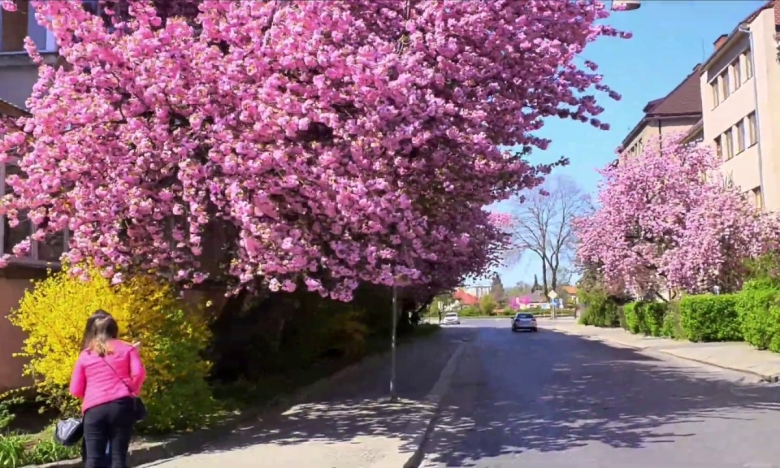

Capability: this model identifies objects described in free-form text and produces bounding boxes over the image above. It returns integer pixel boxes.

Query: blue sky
[481,0,766,288]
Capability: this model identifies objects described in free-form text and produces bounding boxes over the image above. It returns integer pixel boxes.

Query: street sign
[547,290,558,299]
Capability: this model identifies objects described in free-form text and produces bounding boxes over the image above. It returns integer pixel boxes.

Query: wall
[0,63,40,109]
[623,116,700,156]
[0,278,33,393]
[751,9,780,211]
[700,9,780,210]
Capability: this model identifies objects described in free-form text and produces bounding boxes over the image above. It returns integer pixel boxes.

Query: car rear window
[516,314,534,319]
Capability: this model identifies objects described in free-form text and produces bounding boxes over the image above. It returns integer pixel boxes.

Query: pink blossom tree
[0,0,627,300]
[575,135,779,299]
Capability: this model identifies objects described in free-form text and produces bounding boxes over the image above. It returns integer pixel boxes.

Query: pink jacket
[69,340,147,413]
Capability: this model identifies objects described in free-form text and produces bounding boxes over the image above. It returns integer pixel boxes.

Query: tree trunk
[541,260,549,295]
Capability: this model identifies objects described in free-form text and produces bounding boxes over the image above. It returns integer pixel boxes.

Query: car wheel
[532,328,538,332]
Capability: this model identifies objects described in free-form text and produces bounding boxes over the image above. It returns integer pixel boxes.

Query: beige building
[694,0,780,210]
[620,65,702,158]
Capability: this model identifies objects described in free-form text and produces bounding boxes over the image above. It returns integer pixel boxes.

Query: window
[715,135,722,160]
[745,50,754,79]
[711,81,720,107]
[0,0,53,53]
[736,120,745,153]
[747,112,757,146]
[721,70,731,98]
[0,161,67,263]
[724,130,733,160]
[753,187,763,211]
[732,61,742,89]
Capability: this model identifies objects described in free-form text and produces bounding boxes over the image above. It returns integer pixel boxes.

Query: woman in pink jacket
[70,310,147,468]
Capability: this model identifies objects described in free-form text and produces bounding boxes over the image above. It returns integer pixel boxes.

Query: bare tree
[508,175,592,295]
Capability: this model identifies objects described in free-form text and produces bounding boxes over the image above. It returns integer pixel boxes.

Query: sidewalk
[540,318,780,382]
[138,328,472,468]
[35,328,472,468]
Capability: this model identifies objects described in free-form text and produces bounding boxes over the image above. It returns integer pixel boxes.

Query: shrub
[578,290,620,328]
[660,302,685,339]
[480,295,497,316]
[623,302,640,333]
[679,294,741,342]
[736,280,780,351]
[624,301,668,336]
[9,265,216,434]
[460,305,480,316]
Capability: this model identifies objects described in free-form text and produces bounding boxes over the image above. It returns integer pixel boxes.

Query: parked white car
[442,312,460,325]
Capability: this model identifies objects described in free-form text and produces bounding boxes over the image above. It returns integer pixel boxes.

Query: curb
[654,349,780,383]
[403,339,468,468]
[547,326,780,383]
[29,353,387,468]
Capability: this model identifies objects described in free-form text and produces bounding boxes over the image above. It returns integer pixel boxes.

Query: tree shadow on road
[423,328,780,466]
[141,327,473,466]
[143,327,780,467]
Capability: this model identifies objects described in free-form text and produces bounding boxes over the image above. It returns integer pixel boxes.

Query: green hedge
[736,280,780,351]
[460,305,481,316]
[579,292,620,328]
[623,301,668,336]
[660,302,685,339]
[679,294,741,342]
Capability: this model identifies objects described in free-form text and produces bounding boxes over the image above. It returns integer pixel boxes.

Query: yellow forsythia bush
[9,265,217,433]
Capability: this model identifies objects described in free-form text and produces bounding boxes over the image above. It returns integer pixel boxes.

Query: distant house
[510,291,547,309]
[561,286,579,305]
[453,289,480,306]
[461,285,491,299]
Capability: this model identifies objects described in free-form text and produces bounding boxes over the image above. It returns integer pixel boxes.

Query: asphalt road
[422,319,780,468]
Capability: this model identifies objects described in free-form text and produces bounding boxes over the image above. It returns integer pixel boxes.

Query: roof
[620,65,703,147]
[700,1,778,72]
[453,289,479,306]
[0,99,28,118]
[525,291,546,303]
[561,286,578,295]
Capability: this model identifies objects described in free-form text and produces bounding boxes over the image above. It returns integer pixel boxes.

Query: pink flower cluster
[575,135,780,295]
[1,0,626,300]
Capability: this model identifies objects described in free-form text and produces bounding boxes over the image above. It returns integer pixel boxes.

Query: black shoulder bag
[100,356,148,423]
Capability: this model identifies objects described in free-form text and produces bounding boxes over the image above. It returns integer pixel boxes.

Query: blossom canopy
[0,0,627,300]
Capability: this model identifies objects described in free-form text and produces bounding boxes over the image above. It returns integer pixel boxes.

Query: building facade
[698,1,780,210]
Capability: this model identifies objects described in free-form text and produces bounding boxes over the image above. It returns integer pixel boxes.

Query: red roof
[453,289,480,306]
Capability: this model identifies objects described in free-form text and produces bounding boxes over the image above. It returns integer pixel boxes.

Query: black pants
[83,397,134,468]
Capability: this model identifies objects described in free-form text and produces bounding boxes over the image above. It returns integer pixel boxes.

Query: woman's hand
[132,341,141,350]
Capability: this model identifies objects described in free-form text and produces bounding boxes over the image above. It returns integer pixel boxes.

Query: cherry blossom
[575,135,780,297]
[1,0,627,300]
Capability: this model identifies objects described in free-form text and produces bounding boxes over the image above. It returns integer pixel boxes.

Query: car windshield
[445,313,458,317]
[515,314,534,319]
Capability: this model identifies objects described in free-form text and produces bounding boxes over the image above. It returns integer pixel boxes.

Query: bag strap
[99,355,135,395]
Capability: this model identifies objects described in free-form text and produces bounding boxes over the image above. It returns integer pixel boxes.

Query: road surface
[422,318,780,468]
[140,319,780,468]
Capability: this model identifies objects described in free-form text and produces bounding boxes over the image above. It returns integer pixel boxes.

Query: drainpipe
[739,23,765,211]
[657,120,662,151]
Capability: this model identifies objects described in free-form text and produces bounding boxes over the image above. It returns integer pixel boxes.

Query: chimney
[775,0,780,27]
[714,34,729,50]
